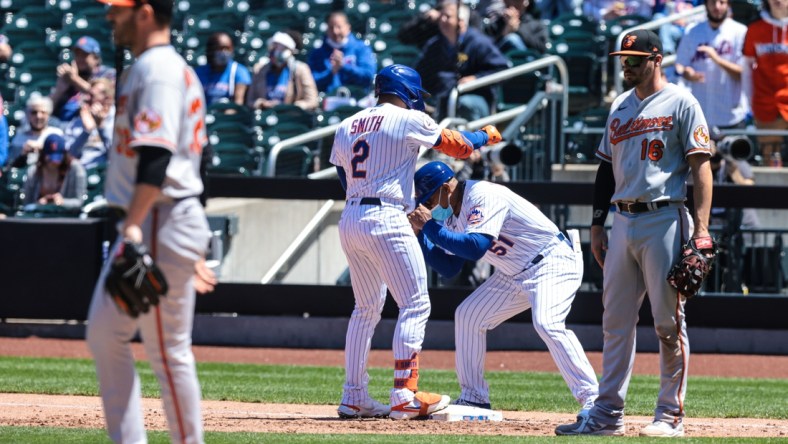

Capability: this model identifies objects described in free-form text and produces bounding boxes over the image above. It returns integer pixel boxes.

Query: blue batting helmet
[374,64,431,111]
[414,161,455,206]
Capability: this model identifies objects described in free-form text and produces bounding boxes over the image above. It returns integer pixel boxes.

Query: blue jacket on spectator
[0,114,8,166]
[416,27,509,113]
[308,34,376,95]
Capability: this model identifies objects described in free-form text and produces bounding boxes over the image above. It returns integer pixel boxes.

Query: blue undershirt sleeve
[335,165,347,191]
[421,220,493,261]
[417,231,465,278]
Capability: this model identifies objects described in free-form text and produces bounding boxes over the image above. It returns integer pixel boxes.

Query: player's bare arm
[123,183,161,243]
[688,153,714,239]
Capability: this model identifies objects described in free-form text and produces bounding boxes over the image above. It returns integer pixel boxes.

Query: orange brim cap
[97,0,136,5]
[610,50,653,56]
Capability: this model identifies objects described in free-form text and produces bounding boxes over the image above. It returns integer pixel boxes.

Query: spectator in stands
[398,5,442,49]
[675,0,749,130]
[22,133,87,210]
[0,34,12,63]
[196,32,251,107]
[308,11,376,96]
[0,92,7,168]
[743,0,788,166]
[247,31,319,112]
[415,0,509,120]
[653,0,703,55]
[63,78,115,169]
[50,36,116,123]
[582,0,654,23]
[9,94,64,169]
[481,0,549,54]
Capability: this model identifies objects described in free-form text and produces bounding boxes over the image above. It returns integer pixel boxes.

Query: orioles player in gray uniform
[85,0,211,442]
[409,161,599,416]
[330,64,501,420]
[556,29,713,437]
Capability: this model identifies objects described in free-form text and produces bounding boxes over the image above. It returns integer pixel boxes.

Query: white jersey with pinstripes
[105,45,207,209]
[330,103,442,212]
[437,180,599,407]
[597,83,711,203]
[443,180,560,275]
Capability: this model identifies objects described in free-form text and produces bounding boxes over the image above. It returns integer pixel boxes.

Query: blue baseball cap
[74,36,101,55]
[42,134,67,163]
[414,161,454,206]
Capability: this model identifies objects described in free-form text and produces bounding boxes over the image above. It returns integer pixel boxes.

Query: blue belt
[530,232,572,265]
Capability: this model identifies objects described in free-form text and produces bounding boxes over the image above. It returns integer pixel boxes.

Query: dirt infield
[1,337,788,437]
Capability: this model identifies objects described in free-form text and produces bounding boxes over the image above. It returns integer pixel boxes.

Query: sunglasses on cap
[621,55,656,67]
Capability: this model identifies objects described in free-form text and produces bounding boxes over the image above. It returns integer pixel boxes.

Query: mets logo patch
[134,109,162,134]
[623,34,637,49]
[467,205,485,226]
[693,124,710,147]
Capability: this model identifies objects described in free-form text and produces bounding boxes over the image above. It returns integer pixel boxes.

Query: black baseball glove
[666,236,718,298]
[105,240,169,317]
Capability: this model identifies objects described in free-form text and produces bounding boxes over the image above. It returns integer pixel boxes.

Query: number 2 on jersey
[641,139,664,161]
[351,139,370,178]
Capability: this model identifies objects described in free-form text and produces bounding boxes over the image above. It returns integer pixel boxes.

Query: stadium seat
[208,150,259,176]
[208,122,261,148]
[0,168,27,216]
[377,44,422,69]
[559,50,603,113]
[10,6,63,30]
[497,49,544,111]
[564,105,609,162]
[548,13,599,39]
[246,9,305,34]
[274,145,313,177]
[84,165,106,204]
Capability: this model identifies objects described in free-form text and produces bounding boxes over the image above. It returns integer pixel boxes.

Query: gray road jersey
[597,83,711,203]
[105,45,207,209]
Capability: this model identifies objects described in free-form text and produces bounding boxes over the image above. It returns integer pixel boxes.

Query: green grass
[0,356,786,419]
[1,428,787,443]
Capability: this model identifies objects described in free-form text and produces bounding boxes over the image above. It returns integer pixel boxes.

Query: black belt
[530,232,571,265]
[359,197,382,206]
[616,201,669,214]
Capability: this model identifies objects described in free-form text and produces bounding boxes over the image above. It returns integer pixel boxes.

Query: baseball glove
[105,240,169,317]
[666,236,718,298]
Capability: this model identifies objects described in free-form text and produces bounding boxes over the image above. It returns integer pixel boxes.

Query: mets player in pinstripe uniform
[409,161,599,416]
[86,0,211,442]
[556,29,713,437]
[330,64,502,420]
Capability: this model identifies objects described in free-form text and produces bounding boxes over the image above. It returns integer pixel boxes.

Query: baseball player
[85,0,211,443]
[556,29,713,437]
[330,64,501,420]
[408,161,599,415]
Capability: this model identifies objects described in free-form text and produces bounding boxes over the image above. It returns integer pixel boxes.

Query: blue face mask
[431,187,453,222]
[212,50,232,67]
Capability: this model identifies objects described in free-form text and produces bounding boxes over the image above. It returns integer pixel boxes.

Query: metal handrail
[447,55,569,133]
[260,199,336,284]
[613,5,706,94]
[264,123,340,177]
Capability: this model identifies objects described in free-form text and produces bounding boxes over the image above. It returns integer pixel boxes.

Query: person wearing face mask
[308,11,376,96]
[196,31,251,107]
[247,30,319,111]
[22,133,87,209]
[407,160,598,418]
